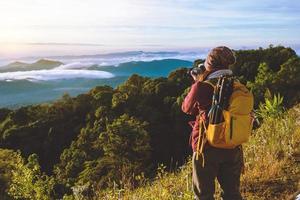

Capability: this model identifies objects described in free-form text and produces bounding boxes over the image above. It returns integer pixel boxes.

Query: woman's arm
[181,81,214,115]
[181,81,201,115]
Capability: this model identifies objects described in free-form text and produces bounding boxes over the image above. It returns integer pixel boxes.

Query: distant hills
[95,59,193,77]
[1,51,200,68]
[0,58,193,78]
[0,59,64,72]
[45,51,183,59]
[0,58,193,107]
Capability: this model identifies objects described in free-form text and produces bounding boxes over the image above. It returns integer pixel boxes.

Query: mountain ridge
[95,59,193,76]
[0,59,64,72]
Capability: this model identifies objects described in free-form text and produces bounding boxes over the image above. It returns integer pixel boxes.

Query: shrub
[8,154,55,200]
[257,93,284,119]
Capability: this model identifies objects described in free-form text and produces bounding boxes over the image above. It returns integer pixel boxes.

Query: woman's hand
[191,72,198,81]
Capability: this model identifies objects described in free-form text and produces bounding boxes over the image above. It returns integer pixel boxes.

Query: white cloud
[0,69,114,81]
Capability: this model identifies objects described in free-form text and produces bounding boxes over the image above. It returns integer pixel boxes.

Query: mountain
[47,51,181,59]
[0,59,63,72]
[26,51,202,67]
[0,59,192,107]
[3,61,28,68]
[95,59,193,76]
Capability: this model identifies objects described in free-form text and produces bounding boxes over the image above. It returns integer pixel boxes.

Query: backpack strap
[203,80,215,89]
[194,79,218,164]
[195,117,207,167]
[203,78,219,89]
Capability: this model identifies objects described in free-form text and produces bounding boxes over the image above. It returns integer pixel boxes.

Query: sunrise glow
[0,0,299,58]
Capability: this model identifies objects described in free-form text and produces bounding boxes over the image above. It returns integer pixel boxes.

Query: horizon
[0,0,299,58]
[0,45,299,67]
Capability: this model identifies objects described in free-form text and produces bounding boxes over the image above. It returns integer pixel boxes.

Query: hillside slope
[97,105,300,200]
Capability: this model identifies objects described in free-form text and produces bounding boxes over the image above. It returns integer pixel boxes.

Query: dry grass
[241,105,300,200]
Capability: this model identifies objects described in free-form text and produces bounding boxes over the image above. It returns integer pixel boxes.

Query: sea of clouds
[50,51,204,67]
[0,51,204,81]
[0,51,204,68]
[0,69,114,82]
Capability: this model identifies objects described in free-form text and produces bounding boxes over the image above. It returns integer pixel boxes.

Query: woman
[182,46,243,200]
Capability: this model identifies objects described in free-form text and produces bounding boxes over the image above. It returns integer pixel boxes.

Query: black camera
[187,63,206,76]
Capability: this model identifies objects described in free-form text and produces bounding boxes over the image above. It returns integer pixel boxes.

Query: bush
[257,93,285,119]
[8,154,55,200]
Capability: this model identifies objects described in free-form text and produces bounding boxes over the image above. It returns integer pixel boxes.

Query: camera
[187,63,206,76]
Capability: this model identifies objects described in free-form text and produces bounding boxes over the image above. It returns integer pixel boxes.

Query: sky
[0,0,299,58]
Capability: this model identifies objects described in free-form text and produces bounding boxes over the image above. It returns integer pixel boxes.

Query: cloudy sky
[0,0,299,58]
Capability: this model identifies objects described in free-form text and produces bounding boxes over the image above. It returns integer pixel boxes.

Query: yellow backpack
[203,76,254,149]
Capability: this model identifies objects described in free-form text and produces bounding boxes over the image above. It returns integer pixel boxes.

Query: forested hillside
[101,105,300,200]
[0,46,299,199]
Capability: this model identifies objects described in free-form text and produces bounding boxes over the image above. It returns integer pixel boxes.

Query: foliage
[247,62,275,104]
[0,149,22,200]
[274,57,300,106]
[75,114,151,190]
[0,93,95,173]
[54,71,192,195]
[98,105,300,200]
[232,45,299,107]
[0,46,299,199]
[96,161,194,200]
[257,93,285,119]
[8,154,55,200]
[241,105,300,199]
[231,45,297,82]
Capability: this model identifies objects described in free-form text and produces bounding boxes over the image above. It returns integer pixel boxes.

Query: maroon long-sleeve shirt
[182,81,214,152]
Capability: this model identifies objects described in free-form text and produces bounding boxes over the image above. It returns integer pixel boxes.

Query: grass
[241,104,300,199]
[94,104,300,200]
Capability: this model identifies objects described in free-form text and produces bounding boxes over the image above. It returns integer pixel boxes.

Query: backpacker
[201,76,254,149]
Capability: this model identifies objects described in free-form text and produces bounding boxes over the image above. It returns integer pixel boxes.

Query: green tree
[8,154,55,200]
[274,57,300,106]
[54,124,105,187]
[0,149,22,200]
[78,114,151,189]
[247,62,276,106]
